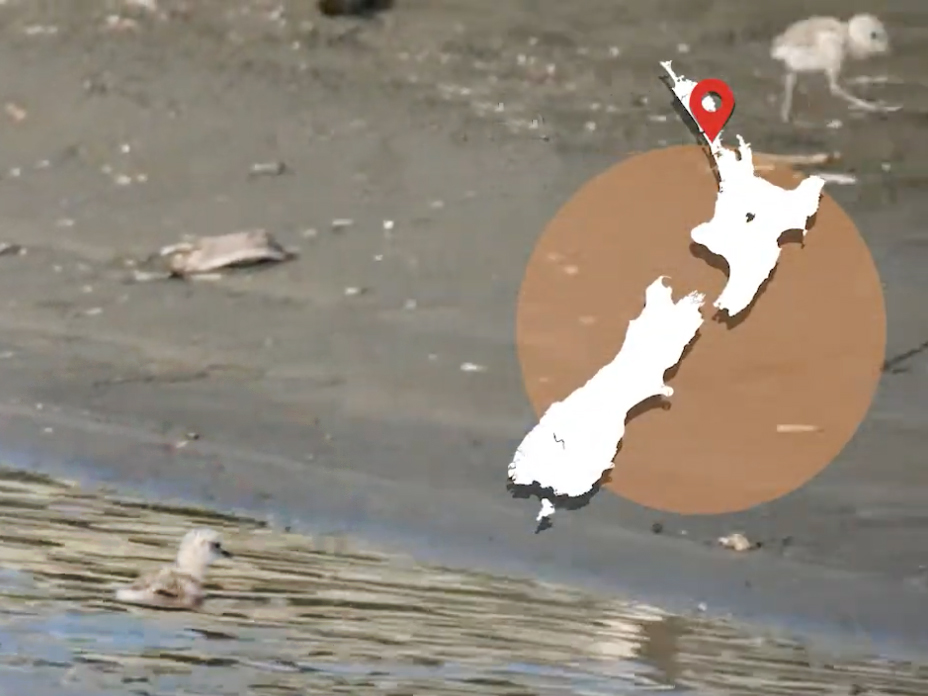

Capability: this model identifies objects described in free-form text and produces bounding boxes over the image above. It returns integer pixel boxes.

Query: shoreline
[3,466,927,696]
[0,0,926,666]
[2,398,926,661]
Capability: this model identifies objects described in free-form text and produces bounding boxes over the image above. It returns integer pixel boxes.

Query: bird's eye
[871,31,879,39]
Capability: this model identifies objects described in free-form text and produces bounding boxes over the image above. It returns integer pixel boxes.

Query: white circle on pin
[701,94,719,112]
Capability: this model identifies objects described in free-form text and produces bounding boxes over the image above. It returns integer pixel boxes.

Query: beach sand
[0,0,926,648]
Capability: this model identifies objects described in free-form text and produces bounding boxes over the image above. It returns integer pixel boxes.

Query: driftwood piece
[162,230,295,277]
[776,423,823,433]
[753,151,839,167]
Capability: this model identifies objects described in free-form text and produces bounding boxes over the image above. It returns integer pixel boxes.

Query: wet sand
[0,0,927,655]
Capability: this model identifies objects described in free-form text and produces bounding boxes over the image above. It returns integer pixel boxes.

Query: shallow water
[0,469,926,696]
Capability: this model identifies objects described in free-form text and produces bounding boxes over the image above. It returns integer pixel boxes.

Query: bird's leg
[780,71,796,123]
[825,66,884,111]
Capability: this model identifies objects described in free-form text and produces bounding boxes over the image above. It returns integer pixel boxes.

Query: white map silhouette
[662,60,825,317]
[508,278,704,521]
[508,62,826,523]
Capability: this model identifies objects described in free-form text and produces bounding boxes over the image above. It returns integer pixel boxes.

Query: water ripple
[0,468,925,695]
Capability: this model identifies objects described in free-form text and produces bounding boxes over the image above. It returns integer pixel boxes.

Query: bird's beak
[218,546,233,558]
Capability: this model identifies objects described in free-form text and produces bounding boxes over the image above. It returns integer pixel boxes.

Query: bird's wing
[130,567,190,599]
[774,16,844,51]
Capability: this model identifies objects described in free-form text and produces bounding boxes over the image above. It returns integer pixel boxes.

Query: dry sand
[0,0,927,649]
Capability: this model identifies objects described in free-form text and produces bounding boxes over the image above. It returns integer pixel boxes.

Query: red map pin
[688,78,735,142]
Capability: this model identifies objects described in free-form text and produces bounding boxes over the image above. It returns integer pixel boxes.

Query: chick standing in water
[115,528,232,609]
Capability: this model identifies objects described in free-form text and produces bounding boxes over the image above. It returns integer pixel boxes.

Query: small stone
[249,161,287,177]
[718,532,755,552]
[4,102,27,122]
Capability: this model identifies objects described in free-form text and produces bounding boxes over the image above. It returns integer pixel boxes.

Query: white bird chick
[771,14,896,122]
[115,528,232,610]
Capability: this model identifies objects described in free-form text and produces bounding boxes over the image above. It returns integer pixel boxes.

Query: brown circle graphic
[516,145,886,515]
